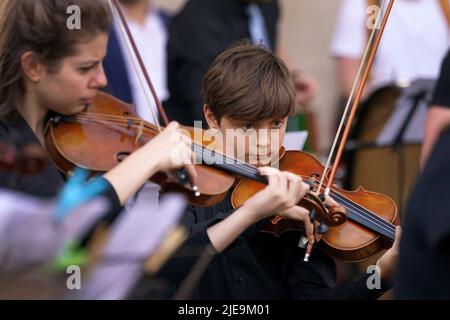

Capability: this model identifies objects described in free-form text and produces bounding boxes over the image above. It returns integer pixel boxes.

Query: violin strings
[310,178,396,239]
[76,114,160,138]
[75,117,144,138]
[77,112,157,129]
[330,191,396,239]
[192,144,263,180]
[310,177,396,232]
[311,178,395,231]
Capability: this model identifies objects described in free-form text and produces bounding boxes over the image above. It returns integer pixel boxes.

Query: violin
[234,0,400,262]
[233,150,398,262]
[44,90,398,262]
[43,91,346,231]
[0,140,46,175]
[43,0,397,264]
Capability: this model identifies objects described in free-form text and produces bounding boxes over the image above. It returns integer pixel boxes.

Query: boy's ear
[21,51,43,83]
[203,104,220,129]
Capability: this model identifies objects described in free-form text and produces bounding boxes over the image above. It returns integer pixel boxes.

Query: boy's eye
[240,123,254,131]
[272,120,283,128]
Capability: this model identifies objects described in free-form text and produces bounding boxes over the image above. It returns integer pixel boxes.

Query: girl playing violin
[155,43,401,300]
[0,0,194,207]
[0,0,314,294]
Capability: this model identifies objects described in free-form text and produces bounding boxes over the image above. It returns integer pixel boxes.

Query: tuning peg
[309,209,315,223]
[318,222,328,234]
[176,168,200,197]
[298,235,308,249]
[319,193,326,202]
[305,179,314,191]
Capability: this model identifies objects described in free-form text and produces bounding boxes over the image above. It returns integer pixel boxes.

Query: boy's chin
[254,162,267,168]
[248,156,274,167]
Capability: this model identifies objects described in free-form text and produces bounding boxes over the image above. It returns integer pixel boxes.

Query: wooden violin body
[44,92,237,207]
[234,151,399,262]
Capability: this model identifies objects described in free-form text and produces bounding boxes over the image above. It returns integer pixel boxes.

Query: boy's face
[203,105,287,167]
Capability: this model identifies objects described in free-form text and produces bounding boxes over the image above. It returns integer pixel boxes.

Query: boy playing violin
[156,43,400,300]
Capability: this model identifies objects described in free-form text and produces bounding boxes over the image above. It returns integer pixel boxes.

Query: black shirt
[164,0,279,126]
[395,126,450,299]
[430,49,450,108]
[159,192,391,300]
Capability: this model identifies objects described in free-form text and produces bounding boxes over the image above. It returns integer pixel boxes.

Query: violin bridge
[135,120,144,146]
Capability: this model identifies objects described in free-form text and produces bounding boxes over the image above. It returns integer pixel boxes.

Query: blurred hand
[376,226,401,282]
[292,70,317,106]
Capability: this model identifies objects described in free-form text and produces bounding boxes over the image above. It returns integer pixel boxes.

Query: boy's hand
[243,167,310,222]
[280,206,315,244]
[376,226,401,282]
[280,194,341,244]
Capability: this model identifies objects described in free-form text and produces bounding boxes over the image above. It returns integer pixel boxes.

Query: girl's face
[34,33,108,116]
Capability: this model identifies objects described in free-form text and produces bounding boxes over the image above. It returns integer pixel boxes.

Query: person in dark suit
[164,0,317,127]
[396,50,450,299]
[103,0,171,123]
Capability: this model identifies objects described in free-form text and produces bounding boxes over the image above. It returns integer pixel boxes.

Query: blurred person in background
[164,0,317,132]
[103,0,171,124]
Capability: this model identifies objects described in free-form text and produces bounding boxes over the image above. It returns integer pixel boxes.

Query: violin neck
[192,143,267,184]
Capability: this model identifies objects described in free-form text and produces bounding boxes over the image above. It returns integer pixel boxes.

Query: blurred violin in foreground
[0,140,46,175]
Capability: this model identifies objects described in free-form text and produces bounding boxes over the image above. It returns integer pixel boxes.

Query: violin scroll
[324,205,348,227]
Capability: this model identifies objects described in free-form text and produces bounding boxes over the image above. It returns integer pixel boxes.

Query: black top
[0,114,64,197]
[395,126,450,299]
[397,52,450,299]
[164,0,279,126]
[0,112,122,228]
[103,10,172,106]
[430,49,450,108]
[158,192,391,300]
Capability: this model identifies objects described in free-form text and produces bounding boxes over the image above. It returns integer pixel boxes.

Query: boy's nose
[257,130,271,148]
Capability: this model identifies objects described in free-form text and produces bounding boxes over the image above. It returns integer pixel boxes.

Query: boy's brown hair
[202,42,295,123]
